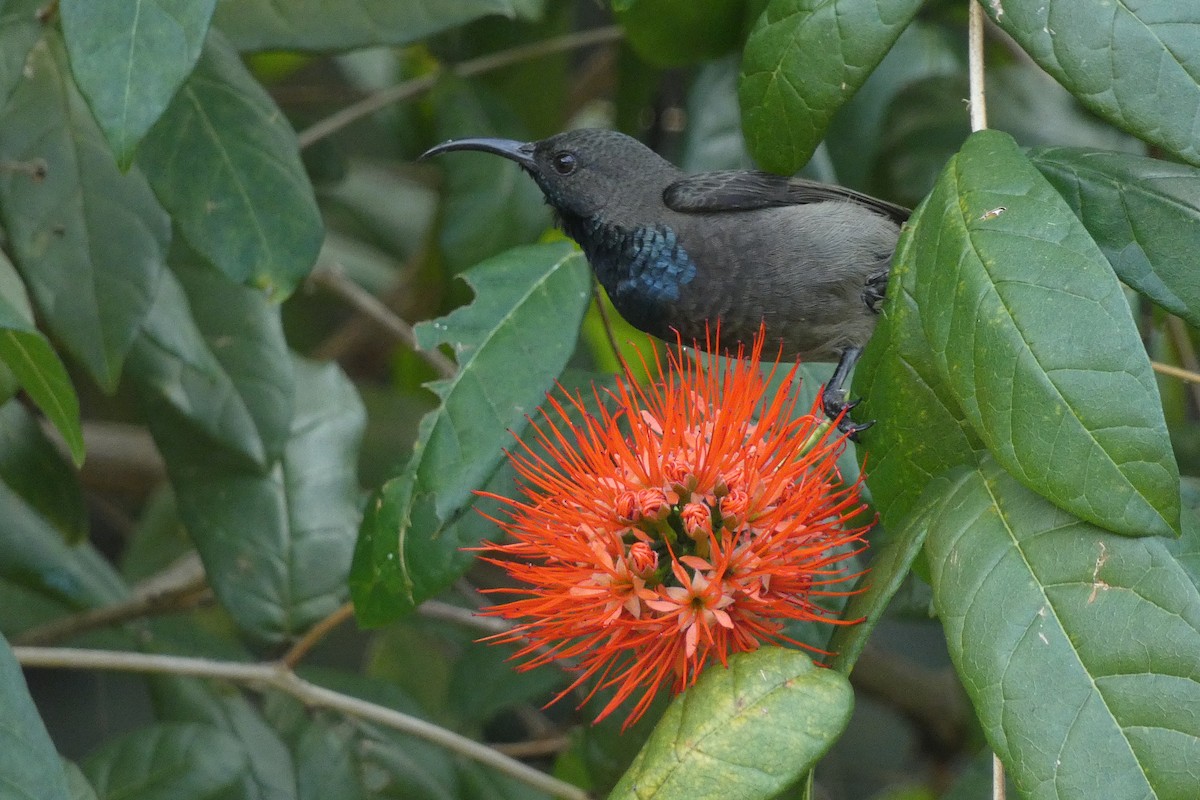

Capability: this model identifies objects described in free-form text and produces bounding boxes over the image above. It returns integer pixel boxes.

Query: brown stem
[280,601,356,668]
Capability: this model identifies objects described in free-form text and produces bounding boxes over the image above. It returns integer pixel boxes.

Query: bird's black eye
[551,151,577,175]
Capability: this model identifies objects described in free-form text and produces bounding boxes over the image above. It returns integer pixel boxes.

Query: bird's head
[420,128,679,224]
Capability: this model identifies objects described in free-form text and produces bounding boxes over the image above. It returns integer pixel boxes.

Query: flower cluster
[476,326,870,727]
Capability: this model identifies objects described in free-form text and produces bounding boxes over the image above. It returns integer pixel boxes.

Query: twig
[994,753,1006,800]
[309,265,458,380]
[1152,359,1200,386]
[591,280,626,370]
[1164,317,1200,412]
[492,735,573,759]
[280,601,356,668]
[15,554,209,646]
[968,1,988,132]
[297,26,623,150]
[14,647,591,800]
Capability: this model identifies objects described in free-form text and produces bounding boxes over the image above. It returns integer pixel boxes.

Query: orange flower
[475,325,870,728]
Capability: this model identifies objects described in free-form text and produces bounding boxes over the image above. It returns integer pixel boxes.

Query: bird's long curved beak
[418,137,536,169]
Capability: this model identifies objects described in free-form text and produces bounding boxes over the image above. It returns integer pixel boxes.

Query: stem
[968,1,988,131]
[1152,360,1200,386]
[14,646,591,800]
[994,752,1006,800]
[280,601,356,668]
[592,280,627,372]
[297,26,623,150]
[1164,316,1200,412]
[309,265,458,380]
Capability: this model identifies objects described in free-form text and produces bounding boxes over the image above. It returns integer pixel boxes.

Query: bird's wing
[663,170,910,224]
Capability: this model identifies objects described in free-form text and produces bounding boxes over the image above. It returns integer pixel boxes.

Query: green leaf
[739,0,923,174]
[0,34,170,391]
[59,0,217,167]
[615,0,747,68]
[127,265,289,469]
[137,31,323,297]
[431,79,552,273]
[1030,147,1200,329]
[983,0,1200,166]
[0,253,84,463]
[63,762,99,800]
[854,209,985,530]
[81,722,250,800]
[0,401,86,543]
[610,648,852,800]
[0,634,75,800]
[350,242,590,625]
[147,358,363,644]
[0,481,127,609]
[913,130,1179,538]
[212,0,514,52]
[0,0,45,105]
[149,677,297,800]
[925,459,1200,800]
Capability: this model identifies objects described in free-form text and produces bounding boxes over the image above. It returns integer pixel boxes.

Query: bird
[420,128,909,436]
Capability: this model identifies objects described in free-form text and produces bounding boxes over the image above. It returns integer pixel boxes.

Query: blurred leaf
[925,458,1200,800]
[137,31,323,297]
[1030,148,1200,329]
[825,21,961,190]
[615,0,746,67]
[291,716,367,800]
[59,0,217,167]
[984,0,1200,166]
[855,208,985,530]
[147,358,363,644]
[149,677,297,800]
[610,648,852,800]
[0,481,127,608]
[0,34,170,391]
[63,762,100,800]
[350,242,590,625]
[447,639,567,725]
[81,722,251,800]
[212,0,514,52]
[430,79,552,274]
[0,401,86,543]
[127,265,289,469]
[739,0,922,174]
[681,56,754,173]
[0,634,74,800]
[913,130,1179,538]
[0,0,44,105]
[0,253,84,463]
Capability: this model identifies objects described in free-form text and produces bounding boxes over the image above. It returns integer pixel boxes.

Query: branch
[968,1,988,132]
[309,264,458,380]
[280,601,355,668]
[298,26,623,150]
[1152,359,1200,386]
[14,646,591,800]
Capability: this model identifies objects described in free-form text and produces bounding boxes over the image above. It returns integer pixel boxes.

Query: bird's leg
[821,346,873,439]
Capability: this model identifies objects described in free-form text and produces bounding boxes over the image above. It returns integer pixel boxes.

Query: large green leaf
[1030,147,1200,329]
[739,0,923,174]
[0,402,86,544]
[60,0,217,167]
[82,723,250,800]
[0,252,84,463]
[0,34,170,391]
[350,242,590,625]
[136,31,322,297]
[610,648,852,800]
[0,481,127,610]
[912,130,1178,538]
[145,358,362,644]
[925,459,1200,799]
[127,264,290,469]
[854,206,985,530]
[983,0,1200,166]
[212,0,513,51]
[0,634,74,800]
[431,79,552,274]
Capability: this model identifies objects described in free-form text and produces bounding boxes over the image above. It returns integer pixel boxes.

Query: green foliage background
[1,1,1198,799]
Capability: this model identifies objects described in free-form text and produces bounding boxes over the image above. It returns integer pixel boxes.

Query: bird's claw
[820,388,874,441]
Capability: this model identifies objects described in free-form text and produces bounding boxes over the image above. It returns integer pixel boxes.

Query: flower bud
[681,502,712,539]
[627,541,658,577]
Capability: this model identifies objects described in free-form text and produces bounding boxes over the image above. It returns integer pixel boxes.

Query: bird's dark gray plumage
[420,129,909,432]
